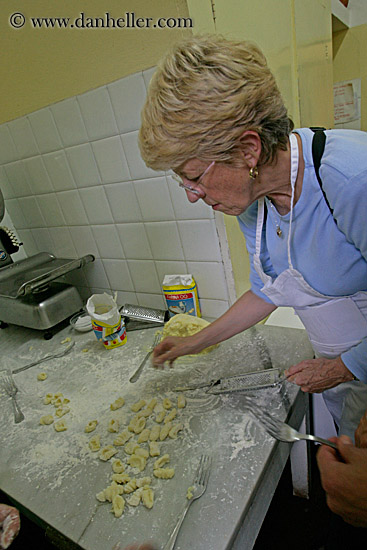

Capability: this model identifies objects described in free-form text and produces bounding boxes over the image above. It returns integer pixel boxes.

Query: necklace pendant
[276,227,283,237]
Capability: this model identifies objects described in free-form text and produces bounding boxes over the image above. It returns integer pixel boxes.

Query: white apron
[253,133,367,440]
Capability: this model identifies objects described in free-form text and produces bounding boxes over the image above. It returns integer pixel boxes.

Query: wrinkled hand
[0,504,20,550]
[285,356,354,393]
[355,408,367,448]
[152,335,203,367]
[317,435,367,527]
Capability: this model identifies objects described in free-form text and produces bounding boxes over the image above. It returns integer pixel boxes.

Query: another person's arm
[153,290,276,365]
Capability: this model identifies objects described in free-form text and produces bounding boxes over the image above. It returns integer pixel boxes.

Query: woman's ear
[238,131,262,168]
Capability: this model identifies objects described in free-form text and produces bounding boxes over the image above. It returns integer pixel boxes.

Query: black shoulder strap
[310,127,334,218]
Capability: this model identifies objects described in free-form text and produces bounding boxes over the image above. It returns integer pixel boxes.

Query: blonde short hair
[139,34,293,171]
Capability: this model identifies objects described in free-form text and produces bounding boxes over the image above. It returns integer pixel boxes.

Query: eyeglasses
[171,161,215,196]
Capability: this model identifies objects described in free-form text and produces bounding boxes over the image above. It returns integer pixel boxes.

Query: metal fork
[12,341,75,374]
[129,333,161,383]
[251,408,337,449]
[0,369,25,423]
[163,455,212,550]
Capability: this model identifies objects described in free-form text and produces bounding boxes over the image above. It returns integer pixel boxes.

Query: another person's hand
[0,504,20,550]
[285,356,354,393]
[317,435,367,527]
[355,408,367,448]
[152,335,204,366]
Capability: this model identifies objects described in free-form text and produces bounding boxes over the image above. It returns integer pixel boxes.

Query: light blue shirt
[238,128,367,382]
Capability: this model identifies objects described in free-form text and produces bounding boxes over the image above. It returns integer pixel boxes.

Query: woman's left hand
[285,356,355,393]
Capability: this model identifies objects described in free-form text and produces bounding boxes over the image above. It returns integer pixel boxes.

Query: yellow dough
[162,314,218,354]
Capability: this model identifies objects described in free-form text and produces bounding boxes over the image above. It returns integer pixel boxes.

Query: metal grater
[174,368,287,394]
[120,304,169,324]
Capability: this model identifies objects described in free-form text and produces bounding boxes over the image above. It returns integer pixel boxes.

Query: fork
[163,455,212,550]
[0,369,25,423]
[129,333,161,383]
[12,341,75,374]
[251,408,337,449]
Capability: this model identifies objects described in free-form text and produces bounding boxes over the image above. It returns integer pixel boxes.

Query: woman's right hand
[152,335,204,366]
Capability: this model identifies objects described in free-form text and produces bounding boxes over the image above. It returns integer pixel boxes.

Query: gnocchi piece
[141,487,154,509]
[99,445,118,461]
[131,399,146,413]
[135,447,149,459]
[137,407,154,418]
[54,420,67,432]
[162,398,172,410]
[55,406,70,418]
[44,393,54,405]
[85,420,98,433]
[124,479,138,494]
[164,408,177,424]
[112,473,131,484]
[110,397,125,411]
[124,441,139,455]
[147,398,157,410]
[137,428,150,443]
[126,488,143,507]
[114,429,133,446]
[108,419,119,433]
[53,397,64,408]
[154,454,170,470]
[136,476,151,488]
[149,425,160,441]
[89,435,101,452]
[128,454,147,472]
[155,410,166,424]
[112,494,125,518]
[169,423,183,439]
[159,422,172,441]
[187,486,195,499]
[128,415,140,432]
[51,392,63,405]
[37,372,47,381]
[149,441,160,457]
[40,415,54,425]
[112,459,125,474]
[133,417,146,434]
[101,482,124,502]
[177,394,186,409]
[153,468,175,479]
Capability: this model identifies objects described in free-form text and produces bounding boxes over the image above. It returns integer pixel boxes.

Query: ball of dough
[37,372,48,381]
[162,314,218,354]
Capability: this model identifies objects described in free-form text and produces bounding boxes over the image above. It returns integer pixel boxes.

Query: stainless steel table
[0,322,313,549]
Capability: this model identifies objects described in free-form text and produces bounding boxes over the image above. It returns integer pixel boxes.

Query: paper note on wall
[333,79,361,127]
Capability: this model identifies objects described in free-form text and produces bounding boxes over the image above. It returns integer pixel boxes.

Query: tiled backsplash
[0,68,232,319]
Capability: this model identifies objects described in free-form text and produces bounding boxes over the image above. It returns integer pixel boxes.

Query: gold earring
[249,167,258,180]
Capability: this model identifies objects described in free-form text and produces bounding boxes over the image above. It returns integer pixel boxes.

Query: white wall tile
[103,259,134,291]
[116,223,152,260]
[142,66,156,89]
[145,221,184,261]
[3,198,27,229]
[167,176,214,220]
[91,136,130,183]
[43,151,76,191]
[178,219,222,262]
[30,228,54,253]
[57,190,89,225]
[127,259,161,293]
[154,261,188,285]
[8,117,39,159]
[48,227,77,258]
[0,125,18,164]
[79,187,114,225]
[134,177,175,221]
[3,161,32,197]
[16,229,38,256]
[66,143,101,187]
[105,182,142,223]
[186,261,229,300]
[199,298,229,320]
[17,196,45,228]
[51,98,88,147]
[121,131,163,180]
[108,72,147,134]
[69,226,100,258]
[28,108,63,153]
[115,291,138,308]
[0,166,14,199]
[36,194,65,227]
[23,156,54,194]
[83,259,110,288]
[91,225,125,259]
[77,86,118,141]
[136,293,166,310]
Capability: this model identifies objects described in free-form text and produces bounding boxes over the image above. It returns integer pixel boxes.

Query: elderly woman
[138,34,367,439]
